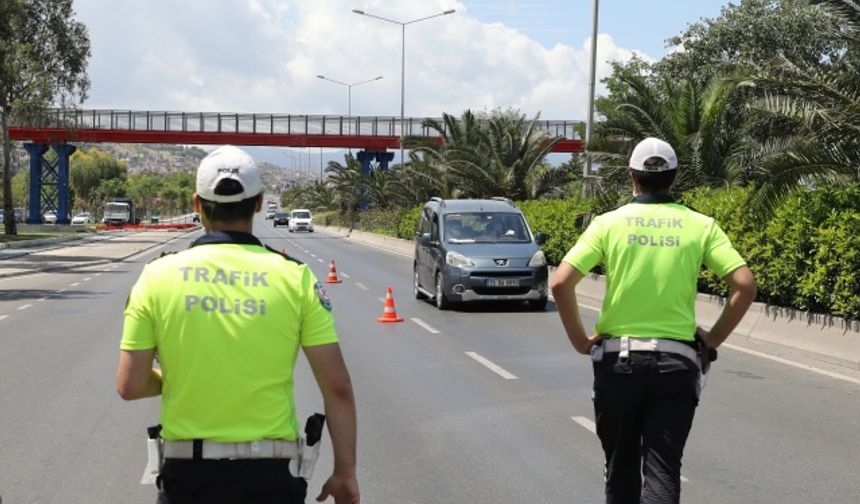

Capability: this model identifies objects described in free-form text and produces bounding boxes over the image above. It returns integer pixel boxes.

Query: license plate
[487,278,520,288]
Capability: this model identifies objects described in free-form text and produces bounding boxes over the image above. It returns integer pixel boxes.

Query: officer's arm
[303,343,357,477]
[551,263,600,355]
[702,265,757,348]
[116,349,162,400]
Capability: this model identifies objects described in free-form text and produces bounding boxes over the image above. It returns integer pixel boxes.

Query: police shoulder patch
[315,281,333,311]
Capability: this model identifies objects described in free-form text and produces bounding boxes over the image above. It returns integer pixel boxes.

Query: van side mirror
[419,233,432,246]
[534,232,548,246]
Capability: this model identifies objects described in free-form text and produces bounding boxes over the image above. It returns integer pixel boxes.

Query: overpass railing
[16,109,582,141]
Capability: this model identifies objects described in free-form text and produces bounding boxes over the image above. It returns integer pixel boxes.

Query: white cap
[629,137,678,172]
[196,146,263,203]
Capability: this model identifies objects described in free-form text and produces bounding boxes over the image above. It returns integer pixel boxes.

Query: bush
[517,197,594,265]
[683,184,860,320]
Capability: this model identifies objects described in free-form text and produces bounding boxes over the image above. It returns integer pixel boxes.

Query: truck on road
[103,197,136,226]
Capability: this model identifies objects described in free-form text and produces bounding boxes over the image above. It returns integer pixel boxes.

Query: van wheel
[435,272,450,310]
[529,297,548,311]
[414,266,427,300]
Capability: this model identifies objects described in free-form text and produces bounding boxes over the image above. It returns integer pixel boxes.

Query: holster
[143,425,163,483]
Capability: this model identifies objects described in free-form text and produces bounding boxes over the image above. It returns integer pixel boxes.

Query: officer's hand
[577,334,606,355]
[317,472,359,504]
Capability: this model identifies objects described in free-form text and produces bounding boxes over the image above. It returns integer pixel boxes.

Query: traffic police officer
[550,137,757,504]
[116,145,359,504]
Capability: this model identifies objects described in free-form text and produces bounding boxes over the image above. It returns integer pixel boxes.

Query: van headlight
[446,251,475,268]
[528,250,546,267]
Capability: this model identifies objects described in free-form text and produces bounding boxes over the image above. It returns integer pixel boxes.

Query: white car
[265,209,276,220]
[288,209,314,233]
[43,211,57,224]
[71,212,93,225]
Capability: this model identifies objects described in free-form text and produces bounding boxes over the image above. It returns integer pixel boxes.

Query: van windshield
[444,212,530,244]
[291,211,311,219]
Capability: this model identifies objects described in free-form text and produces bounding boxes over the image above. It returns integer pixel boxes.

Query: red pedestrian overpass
[9,108,584,152]
[9,108,584,224]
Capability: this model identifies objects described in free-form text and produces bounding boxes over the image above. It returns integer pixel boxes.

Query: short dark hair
[630,168,677,194]
[199,179,259,222]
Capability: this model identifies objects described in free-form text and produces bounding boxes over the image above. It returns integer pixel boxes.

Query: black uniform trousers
[156,458,307,504]
[592,350,699,504]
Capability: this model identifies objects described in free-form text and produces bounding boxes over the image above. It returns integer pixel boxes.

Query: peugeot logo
[494,259,508,267]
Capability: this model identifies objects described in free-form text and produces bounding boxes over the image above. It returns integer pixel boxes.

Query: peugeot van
[413,197,549,310]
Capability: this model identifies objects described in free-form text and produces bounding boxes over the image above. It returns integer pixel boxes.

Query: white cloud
[74,0,652,121]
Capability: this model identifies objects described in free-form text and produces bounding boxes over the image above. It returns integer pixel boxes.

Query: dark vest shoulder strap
[264,245,304,265]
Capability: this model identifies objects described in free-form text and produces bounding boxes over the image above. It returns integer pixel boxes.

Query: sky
[71,0,730,166]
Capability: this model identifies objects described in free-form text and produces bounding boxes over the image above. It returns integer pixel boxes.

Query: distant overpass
[9,108,584,224]
[8,108,584,153]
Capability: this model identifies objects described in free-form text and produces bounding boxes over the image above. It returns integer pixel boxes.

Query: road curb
[0,234,87,250]
[0,228,199,280]
[318,225,860,370]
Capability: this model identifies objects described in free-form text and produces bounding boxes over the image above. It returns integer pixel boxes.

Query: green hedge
[320,186,859,319]
[682,184,860,320]
[321,208,420,240]
[516,197,593,265]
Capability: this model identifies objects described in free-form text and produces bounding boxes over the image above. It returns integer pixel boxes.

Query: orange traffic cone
[324,260,343,284]
[377,286,404,323]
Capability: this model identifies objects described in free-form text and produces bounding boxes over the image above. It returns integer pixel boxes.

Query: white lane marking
[38,297,48,302]
[56,289,66,293]
[722,343,860,386]
[310,253,317,258]
[0,315,8,321]
[465,351,518,380]
[682,476,691,483]
[83,277,92,282]
[17,304,33,311]
[354,282,369,291]
[94,273,102,277]
[411,317,441,334]
[571,416,596,434]
[70,282,80,287]
[377,297,385,303]
[340,272,351,279]
[316,258,324,263]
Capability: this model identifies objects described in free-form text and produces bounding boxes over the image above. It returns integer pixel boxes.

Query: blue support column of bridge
[23,143,76,224]
[24,143,49,224]
[53,144,76,225]
[356,151,395,210]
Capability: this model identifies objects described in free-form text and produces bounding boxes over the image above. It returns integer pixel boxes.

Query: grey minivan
[413,197,549,310]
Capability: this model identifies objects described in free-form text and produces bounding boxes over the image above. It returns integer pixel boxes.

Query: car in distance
[288,209,314,233]
[265,209,276,220]
[13,207,25,223]
[192,212,200,223]
[71,212,93,225]
[273,212,290,227]
[413,197,549,311]
[43,211,58,224]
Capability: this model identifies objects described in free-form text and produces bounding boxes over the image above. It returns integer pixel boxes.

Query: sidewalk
[318,225,860,370]
[0,229,198,279]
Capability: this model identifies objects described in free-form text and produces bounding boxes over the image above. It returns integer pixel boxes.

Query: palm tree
[592,73,747,197]
[732,0,860,212]
[412,110,561,200]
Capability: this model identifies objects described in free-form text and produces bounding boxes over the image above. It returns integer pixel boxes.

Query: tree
[728,0,860,213]
[414,109,560,200]
[658,0,846,85]
[0,0,91,234]
[70,148,128,211]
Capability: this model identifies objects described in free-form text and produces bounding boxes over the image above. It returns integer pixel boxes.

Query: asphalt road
[1,215,858,503]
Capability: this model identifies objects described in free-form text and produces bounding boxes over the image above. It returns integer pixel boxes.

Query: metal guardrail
[15,109,582,141]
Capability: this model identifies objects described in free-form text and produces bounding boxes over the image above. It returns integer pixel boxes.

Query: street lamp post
[584,0,599,195]
[352,8,455,167]
[316,74,383,136]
